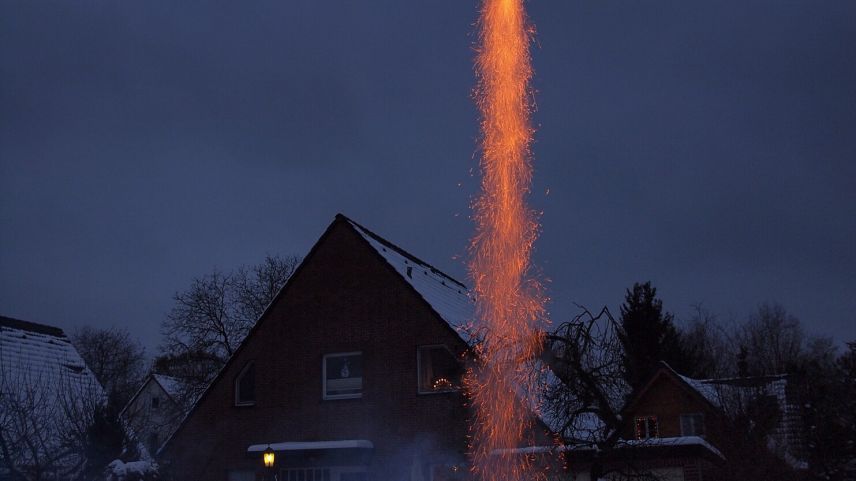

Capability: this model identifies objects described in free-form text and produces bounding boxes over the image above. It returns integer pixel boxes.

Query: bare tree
[737,303,805,376]
[679,304,733,378]
[540,306,656,480]
[158,254,300,398]
[71,327,147,408]
[0,366,102,481]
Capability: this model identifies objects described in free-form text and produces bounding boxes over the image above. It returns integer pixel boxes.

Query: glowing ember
[466,0,546,480]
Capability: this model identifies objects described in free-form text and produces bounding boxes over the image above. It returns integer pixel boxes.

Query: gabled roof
[153,373,186,400]
[623,362,723,416]
[0,315,104,472]
[159,214,476,456]
[0,314,102,398]
[343,215,475,342]
[120,373,188,419]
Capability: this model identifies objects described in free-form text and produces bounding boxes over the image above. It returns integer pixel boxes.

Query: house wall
[620,374,726,450]
[124,379,183,454]
[161,220,471,481]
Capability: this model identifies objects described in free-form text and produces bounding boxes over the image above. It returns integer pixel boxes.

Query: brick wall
[161,220,471,481]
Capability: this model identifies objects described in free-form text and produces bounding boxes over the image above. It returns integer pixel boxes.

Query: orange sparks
[467,0,546,481]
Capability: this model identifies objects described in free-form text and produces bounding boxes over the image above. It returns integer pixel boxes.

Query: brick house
[568,362,805,481]
[159,215,476,481]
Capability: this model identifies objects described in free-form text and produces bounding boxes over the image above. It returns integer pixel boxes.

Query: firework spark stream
[467,0,546,480]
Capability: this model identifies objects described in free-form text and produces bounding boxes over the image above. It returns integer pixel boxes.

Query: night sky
[2,0,854,352]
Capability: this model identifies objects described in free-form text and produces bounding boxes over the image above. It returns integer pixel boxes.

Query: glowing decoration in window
[418,345,461,393]
[635,415,659,439]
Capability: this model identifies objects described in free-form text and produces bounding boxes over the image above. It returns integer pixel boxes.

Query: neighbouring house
[121,373,190,457]
[0,315,104,481]
[158,214,482,481]
[569,362,806,481]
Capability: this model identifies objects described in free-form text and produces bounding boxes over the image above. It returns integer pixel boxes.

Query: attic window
[151,396,160,409]
[235,361,256,406]
[323,352,363,400]
[418,345,461,394]
[680,413,705,437]
[635,416,659,440]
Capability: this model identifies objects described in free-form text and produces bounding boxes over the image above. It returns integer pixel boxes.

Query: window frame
[680,412,705,437]
[634,415,659,440]
[322,351,363,400]
[417,344,461,395]
[234,361,256,407]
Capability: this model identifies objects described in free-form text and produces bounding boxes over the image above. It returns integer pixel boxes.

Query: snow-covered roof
[153,373,186,400]
[493,436,724,460]
[0,315,104,473]
[247,440,373,453]
[0,315,102,399]
[345,217,475,343]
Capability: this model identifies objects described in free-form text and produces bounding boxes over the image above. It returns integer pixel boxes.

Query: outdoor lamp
[263,447,275,469]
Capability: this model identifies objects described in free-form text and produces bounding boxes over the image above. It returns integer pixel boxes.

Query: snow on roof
[153,373,186,400]
[0,315,102,399]
[0,315,104,471]
[617,436,725,460]
[493,436,724,460]
[247,440,373,453]
[346,218,475,342]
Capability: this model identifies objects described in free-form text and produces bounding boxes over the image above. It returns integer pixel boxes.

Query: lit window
[418,345,461,394]
[323,352,363,400]
[635,415,659,439]
[235,361,256,406]
[680,413,705,437]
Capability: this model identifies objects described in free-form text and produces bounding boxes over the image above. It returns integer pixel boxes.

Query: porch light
[263,446,275,468]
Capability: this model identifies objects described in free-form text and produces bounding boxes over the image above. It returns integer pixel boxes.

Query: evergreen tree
[618,281,691,389]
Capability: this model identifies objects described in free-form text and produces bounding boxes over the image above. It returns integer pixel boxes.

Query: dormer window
[235,361,256,406]
[635,415,659,440]
[418,345,461,394]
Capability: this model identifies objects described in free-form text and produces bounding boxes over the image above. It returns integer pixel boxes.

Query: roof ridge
[336,213,468,290]
[0,315,66,337]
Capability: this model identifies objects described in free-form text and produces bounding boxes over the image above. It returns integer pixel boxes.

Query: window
[680,413,705,436]
[235,361,256,406]
[418,345,461,394]
[150,396,160,409]
[634,415,659,439]
[282,468,330,481]
[323,352,363,399]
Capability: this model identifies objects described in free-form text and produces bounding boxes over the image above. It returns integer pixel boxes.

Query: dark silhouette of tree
[158,254,300,399]
[82,398,126,481]
[617,282,690,389]
[71,326,147,408]
[736,303,806,376]
[799,341,856,481]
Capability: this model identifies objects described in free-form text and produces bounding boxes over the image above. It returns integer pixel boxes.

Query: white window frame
[234,361,256,407]
[680,412,705,437]
[323,351,363,400]
[417,344,460,395]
